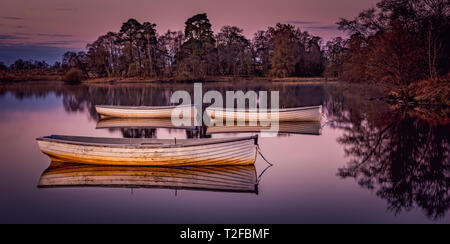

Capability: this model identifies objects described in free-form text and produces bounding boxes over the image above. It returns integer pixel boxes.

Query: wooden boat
[96,117,197,131]
[36,135,258,166]
[95,105,197,119]
[38,161,258,194]
[206,121,322,135]
[206,105,322,122]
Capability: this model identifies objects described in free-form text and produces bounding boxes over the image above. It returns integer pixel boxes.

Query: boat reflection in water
[38,160,259,194]
[206,121,322,136]
[96,117,197,131]
[96,118,322,137]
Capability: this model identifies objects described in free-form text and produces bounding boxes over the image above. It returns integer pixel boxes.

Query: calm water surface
[0,81,448,223]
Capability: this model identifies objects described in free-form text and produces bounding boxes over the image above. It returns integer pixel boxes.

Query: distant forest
[1,13,326,80]
[1,0,449,89]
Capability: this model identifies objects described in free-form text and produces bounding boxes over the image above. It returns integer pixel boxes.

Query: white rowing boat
[95,105,197,119]
[206,105,322,122]
[206,121,322,135]
[38,161,258,194]
[36,135,258,166]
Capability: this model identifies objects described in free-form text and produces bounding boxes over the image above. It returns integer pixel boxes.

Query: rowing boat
[38,161,258,194]
[206,105,322,122]
[95,105,197,119]
[206,121,322,135]
[36,135,258,166]
[96,117,197,131]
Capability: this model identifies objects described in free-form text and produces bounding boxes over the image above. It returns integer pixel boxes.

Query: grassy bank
[387,76,450,106]
[83,76,334,84]
[0,73,333,84]
[0,73,64,83]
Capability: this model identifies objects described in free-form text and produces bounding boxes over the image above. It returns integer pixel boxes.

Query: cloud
[287,21,338,32]
[0,34,29,40]
[35,40,83,46]
[8,32,73,38]
[0,32,83,50]
[36,33,74,38]
[0,16,24,20]
[4,31,74,39]
[287,20,318,25]
[11,32,32,36]
[304,25,338,31]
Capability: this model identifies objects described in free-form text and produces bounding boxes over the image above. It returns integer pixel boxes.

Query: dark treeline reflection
[120,128,156,138]
[325,85,450,220]
[0,82,324,121]
[1,82,323,140]
[105,128,208,139]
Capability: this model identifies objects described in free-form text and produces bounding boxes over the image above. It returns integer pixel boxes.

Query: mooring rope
[257,144,273,166]
[256,144,274,184]
[257,164,273,184]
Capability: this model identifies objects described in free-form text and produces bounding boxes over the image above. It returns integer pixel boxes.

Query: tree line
[2,13,326,80]
[83,13,326,79]
[324,0,449,88]
[2,0,448,90]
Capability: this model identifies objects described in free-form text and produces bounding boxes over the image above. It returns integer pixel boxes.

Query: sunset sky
[0,0,379,64]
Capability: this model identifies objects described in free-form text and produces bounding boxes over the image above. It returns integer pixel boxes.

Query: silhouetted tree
[334,0,450,85]
[216,26,253,76]
[324,37,346,78]
[269,24,325,78]
[119,18,144,76]
[269,24,301,78]
[252,30,274,76]
[177,13,217,79]
[141,22,158,77]
[158,30,185,77]
[62,51,88,75]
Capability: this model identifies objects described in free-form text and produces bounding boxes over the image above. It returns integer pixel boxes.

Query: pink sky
[0,0,379,63]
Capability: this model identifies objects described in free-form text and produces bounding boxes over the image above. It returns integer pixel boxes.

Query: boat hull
[206,106,322,122]
[38,162,258,194]
[96,105,197,119]
[36,136,258,166]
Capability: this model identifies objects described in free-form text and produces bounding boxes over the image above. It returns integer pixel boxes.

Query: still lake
[0,81,448,224]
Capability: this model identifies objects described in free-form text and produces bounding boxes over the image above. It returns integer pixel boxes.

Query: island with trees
[0,0,448,106]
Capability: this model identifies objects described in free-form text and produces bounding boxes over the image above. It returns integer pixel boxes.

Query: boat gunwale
[205,105,322,113]
[36,135,258,149]
[206,129,321,136]
[96,104,196,110]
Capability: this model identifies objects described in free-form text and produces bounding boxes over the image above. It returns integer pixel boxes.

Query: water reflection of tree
[186,126,211,139]
[2,82,325,122]
[121,128,156,138]
[326,85,450,220]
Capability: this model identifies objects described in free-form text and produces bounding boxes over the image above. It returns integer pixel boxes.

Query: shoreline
[1,78,447,108]
[0,75,337,84]
[81,76,338,84]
